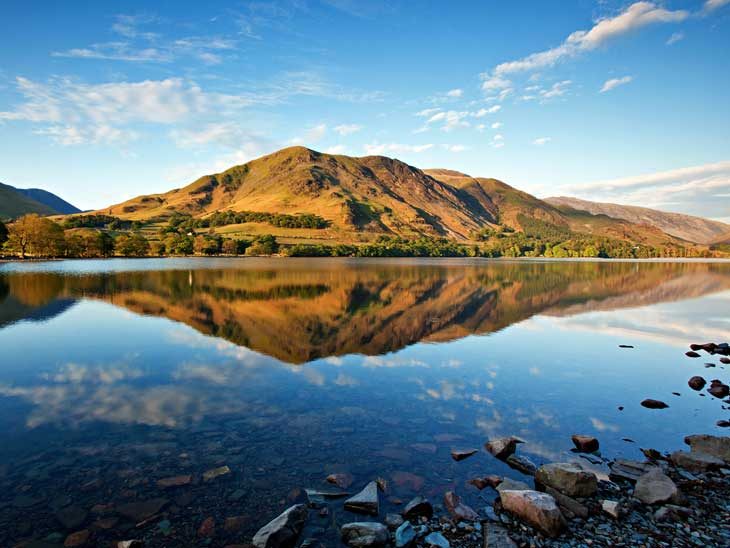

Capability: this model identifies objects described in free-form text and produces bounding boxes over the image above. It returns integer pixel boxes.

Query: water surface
[0,258,728,546]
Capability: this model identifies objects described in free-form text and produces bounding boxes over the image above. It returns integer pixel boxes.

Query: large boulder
[252,504,308,548]
[535,463,597,498]
[499,489,564,537]
[684,434,730,463]
[633,469,678,505]
[669,450,724,472]
[443,491,478,521]
[340,522,389,548]
[485,437,523,460]
[344,482,379,515]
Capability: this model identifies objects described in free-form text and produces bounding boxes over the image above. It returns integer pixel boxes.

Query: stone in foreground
[252,505,308,548]
[344,481,379,515]
[402,496,433,519]
[424,532,450,548]
[443,491,478,521]
[684,434,730,463]
[571,435,599,453]
[485,436,523,460]
[633,469,678,505]
[495,478,530,493]
[505,454,537,476]
[535,462,597,498]
[340,522,389,547]
[395,521,415,548]
[483,522,517,548]
[500,489,564,537]
[601,500,621,520]
[670,450,724,472]
[609,459,657,482]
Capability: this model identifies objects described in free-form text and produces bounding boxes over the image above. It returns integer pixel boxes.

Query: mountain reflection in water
[1,259,728,363]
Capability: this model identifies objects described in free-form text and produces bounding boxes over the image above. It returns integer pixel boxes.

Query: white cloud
[704,0,730,13]
[364,142,434,155]
[324,145,348,154]
[533,137,551,146]
[473,105,501,117]
[476,124,486,132]
[540,80,572,99]
[333,123,362,136]
[491,122,503,129]
[562,160,730,220]
[442,144,467,152]
[490,134,504,149]
[480,2,688,89]
[446,88,463,97]
[170,122,257,149]
[666,31,684,45]
[600,75,633,93]
[415,107,442,117]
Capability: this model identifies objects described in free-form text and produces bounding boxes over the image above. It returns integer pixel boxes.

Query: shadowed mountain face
[0,182,81,219]
[2,260,729,364]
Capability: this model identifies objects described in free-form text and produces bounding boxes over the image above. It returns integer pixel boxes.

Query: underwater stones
[708,380,729,399]
[156,475,191,488]
[326,473,354,489]
[402,496,433,520]
[344,481,379,515]
[63,530,90,547]
[340,522,389,547]
[450,448,478,461]
[203,465,231,482]
[116,498,169,522]
[505,455,537,476]
[56,506,88,530]
[252,504,308,548]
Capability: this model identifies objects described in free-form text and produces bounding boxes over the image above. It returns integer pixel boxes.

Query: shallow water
[0,258,728,546]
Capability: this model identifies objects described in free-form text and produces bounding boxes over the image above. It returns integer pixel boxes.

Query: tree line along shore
[0,212,725,260]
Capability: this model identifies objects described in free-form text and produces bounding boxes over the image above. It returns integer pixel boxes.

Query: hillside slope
[15,187,81,215]
[546,196,729,244]
[98,147,499,239]
[0,182,57,219]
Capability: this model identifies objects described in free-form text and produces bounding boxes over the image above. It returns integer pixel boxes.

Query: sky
[0,1,728,221]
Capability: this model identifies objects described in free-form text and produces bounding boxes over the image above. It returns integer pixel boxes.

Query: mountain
[0,182,81,219]
[545,196,730,244]
[93,146,703,247]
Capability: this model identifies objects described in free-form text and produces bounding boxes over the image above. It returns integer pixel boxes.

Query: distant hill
[0,182,81,220]
[546,196,730,244]
[92,146,708,248]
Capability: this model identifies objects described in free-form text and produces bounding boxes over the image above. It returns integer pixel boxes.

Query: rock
[224,516,247,533]
[424,532,450,548]
[198,517,215,538]
[542,485,588,518]
[344,481,379,515]
[402,496,433,520]
[443,491,478,521]
[485,437,522,460]
[634,469,678,505]
[708,380,729,399]
[117,541,142,548]
[391,471,425,491]
[63,530,90,547]
[718,420,730,428]
[688,376,706,390]
[654,504,692,522]
[252,504,308,548]
[670,450,724,472]
[686,351,701,358]
[721,357,730,364]
[499,490,565,538]
[641,399,668,409]
[610,459,658,482]
[535,463,597,497]
[641,448,663,461]
[571,435,599,453]
[384,513,403,530]
[203,465,231,482]
[450,448,478,461]
[375,478,388,492]
[395,521,415,548]
[483,523,517,548]
[601,500,621,519]
[618,344,634,348]
[495,478,530,493]
[326,473,354,489]
[505,455,537,476]
[116,498,169,522]
[56,506,88,530]
[684,434,730,463]
[340,522,389,547]
[156,475,191,489]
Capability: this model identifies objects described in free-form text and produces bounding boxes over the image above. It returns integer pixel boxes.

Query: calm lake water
[0,258,728,547]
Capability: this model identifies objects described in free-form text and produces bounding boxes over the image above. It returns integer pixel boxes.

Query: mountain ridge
[0,182,81,219]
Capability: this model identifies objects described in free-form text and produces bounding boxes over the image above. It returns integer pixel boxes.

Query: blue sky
[0,1,728,221]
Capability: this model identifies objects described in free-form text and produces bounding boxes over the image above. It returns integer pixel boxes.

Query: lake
[0,258,728,547]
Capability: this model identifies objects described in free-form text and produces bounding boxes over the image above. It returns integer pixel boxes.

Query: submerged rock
[708,380,729,399]
[450,448,478,461]
[505,454,537,476]
[499,489,565,538]
[535,462,597,497]
[203,465,231,482]
[64,530,90,547]
[340,522,389,547]
[344,481,379,515]
[468,475,501,490]
[56,506,88,530]
[384,513,404,530]
[634,469,678,505]
[495,478,530,493]
[424,532,450,548]
[571,435,599,453]
[116,498,169,522]
[156,475,191,489]
[326,473,354,489]
[402,496,433,520]
[670,450,724,472]
[252,504,308,548]
[485,437,522,460]
[443,491,478,521]
[684,434,730,463]
[641,399,669,409]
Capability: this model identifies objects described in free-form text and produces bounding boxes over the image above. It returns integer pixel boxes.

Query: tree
[5,214,64,258]
[116,233,150,257]
[0,220,8,247]
[246,234,279,256]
